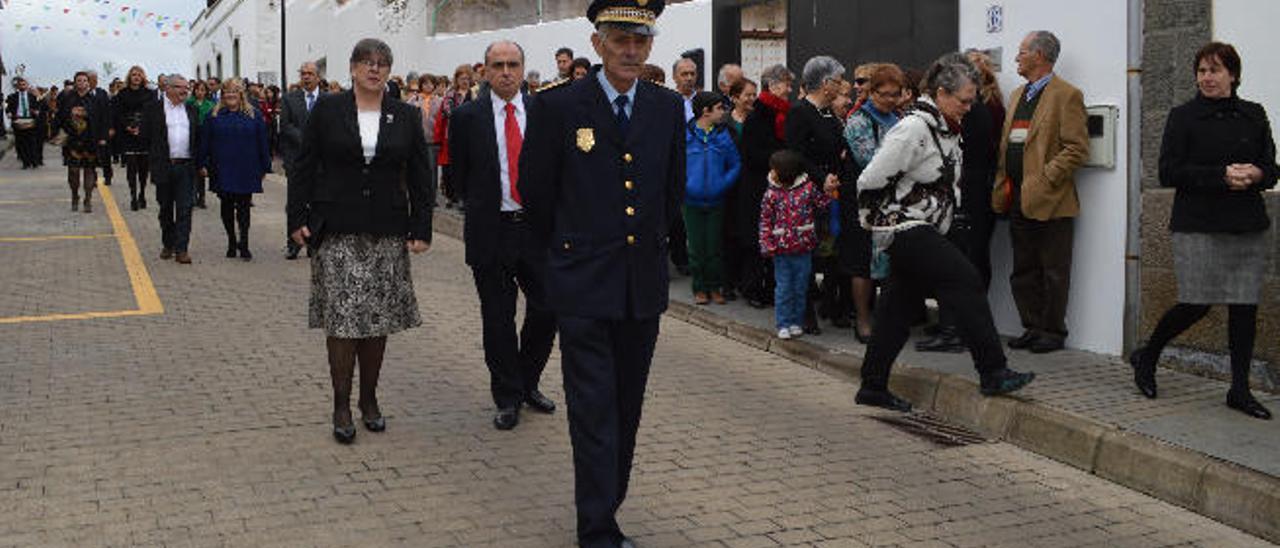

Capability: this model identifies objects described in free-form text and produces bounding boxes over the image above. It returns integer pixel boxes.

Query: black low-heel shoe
[362,415,386,432]
[333,423,356,444]
[1128,347,1157,399]
[1227,391,1273,420]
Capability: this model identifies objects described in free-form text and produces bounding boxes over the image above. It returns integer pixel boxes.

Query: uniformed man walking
[521,1,684,547]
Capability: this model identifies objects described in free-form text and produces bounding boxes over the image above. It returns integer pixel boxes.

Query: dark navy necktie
[614,95,630,136]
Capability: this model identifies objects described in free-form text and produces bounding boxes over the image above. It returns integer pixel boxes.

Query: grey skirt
[1172,231,1268,304]
[309,233,422,338]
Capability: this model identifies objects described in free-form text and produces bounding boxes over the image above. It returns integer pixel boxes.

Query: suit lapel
[627,83,657,148]
[373,94,398,162]
[476,93,501,168]
[1026,76,1056,142]
[585,74,623,148]
[339,91,362,161]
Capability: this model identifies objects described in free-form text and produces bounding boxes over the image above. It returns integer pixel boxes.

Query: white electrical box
[1084,104,1118,169]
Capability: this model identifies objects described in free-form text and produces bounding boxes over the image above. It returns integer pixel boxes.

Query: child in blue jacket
[685,91,742,305]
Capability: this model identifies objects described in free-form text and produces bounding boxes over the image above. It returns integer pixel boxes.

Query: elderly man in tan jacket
[991,30,1089,354]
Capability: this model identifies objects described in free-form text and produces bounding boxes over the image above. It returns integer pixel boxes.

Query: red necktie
[504,102,523,205]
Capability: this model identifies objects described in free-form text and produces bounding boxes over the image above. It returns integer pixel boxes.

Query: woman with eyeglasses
[843,63,906,343]
[854,53,1036,412]
[287,38,435,444]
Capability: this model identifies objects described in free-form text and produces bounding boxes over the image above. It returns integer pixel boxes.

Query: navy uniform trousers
[560,312,659,548]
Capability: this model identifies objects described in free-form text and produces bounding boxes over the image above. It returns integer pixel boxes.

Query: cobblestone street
[0,149,1271,547]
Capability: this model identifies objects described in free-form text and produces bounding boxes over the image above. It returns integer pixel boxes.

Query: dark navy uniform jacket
[521,67,686,320]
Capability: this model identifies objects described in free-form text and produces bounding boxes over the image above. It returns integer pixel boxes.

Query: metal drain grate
[870,413,990,447]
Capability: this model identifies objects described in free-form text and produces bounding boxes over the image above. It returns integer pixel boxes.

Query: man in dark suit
[87,71,114,186]
[521,2,683,547]
[451,40,558,432]
[278,61,325,259]
[144,75,200,264]
[5,77,44,169]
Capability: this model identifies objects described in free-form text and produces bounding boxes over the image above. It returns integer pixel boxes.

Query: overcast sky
[1,0,203,90]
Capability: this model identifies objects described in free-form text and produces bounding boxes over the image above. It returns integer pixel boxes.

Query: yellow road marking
[0,309,157,325]
[0,180,163,324]
[99,181,163,315]
[0,233,115,243]
[0,199,67,205]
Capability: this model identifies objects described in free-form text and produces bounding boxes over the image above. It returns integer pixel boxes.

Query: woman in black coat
[1129,43,1277,420]
[287,39,436,443]
[732,64,794,308]
[785,55,862,338]
[112,66,157,210]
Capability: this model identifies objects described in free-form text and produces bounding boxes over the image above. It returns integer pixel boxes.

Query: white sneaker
[777,328,792,340]
[789,325,804,337]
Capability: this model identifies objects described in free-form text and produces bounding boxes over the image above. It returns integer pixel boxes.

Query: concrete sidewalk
[662,272,1280,543]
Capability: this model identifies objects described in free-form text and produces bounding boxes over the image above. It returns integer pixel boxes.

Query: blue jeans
[773,253,811,330]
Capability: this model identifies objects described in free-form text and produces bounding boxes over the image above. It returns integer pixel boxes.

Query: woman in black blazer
[287,38,436,443]
[1129,42,1276,420]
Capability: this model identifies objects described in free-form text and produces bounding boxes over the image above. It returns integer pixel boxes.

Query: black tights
[327,336,388,426]
[219,194,252,248]
[125,155,149,202]
[1142,303,1258,394]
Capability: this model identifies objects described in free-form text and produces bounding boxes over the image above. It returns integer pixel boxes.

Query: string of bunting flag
[3,0,194,38]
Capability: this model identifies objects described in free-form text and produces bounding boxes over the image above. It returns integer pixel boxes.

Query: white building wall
[280,0,712,90]
[191,0,268,82]
[959,0,1130,355]
[1213,0,1280,138]
[411,0,713,90]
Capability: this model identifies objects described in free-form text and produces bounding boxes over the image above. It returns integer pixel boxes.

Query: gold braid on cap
[595,6,656,27]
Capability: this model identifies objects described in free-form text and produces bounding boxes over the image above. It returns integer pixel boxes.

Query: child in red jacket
[759,150,836,339]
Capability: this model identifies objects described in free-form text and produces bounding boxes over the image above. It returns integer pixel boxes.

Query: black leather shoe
[1227,391,1273,420]
[226,245,238,259]
[746,297,768,309]
[620,537,638,548]
[854,387,913,412]
[915,331,966,353]
[524,390,556,414]
[239,245,253,261]
[1128,347,1157,399]
[285,245,300,260]
[1029,337,1064,354]
[493,407,519,430]
[333,412,356,444]
[980,369,1036,396]
[362,415,386,432]
[1007,331,1038,350]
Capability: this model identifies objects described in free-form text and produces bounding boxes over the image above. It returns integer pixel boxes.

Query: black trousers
[862,226,1006,390]
[559,314,659,548]
[729,242,773,302]
[14,127,42,167]
[155,163,195,253]
[470,220,557,409]
[1010,213,1074,341]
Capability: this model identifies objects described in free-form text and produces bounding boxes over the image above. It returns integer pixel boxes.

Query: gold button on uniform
[625,206,635,216]
[623,153,633,163]
[624,180,634,190]
[626,235,636,245]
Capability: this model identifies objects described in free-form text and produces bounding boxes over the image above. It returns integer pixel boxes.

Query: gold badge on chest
[576,128,596,153]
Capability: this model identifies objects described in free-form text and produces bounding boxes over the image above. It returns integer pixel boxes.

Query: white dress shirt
[163,98,191,159]
[491,90,526,212]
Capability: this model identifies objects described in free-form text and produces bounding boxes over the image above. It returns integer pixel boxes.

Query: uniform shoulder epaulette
[535,78,572,94]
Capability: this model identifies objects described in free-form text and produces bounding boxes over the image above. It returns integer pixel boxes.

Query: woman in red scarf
[729,64,794,309]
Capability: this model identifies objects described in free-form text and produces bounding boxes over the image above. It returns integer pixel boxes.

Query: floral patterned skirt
[309,233,422,338]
